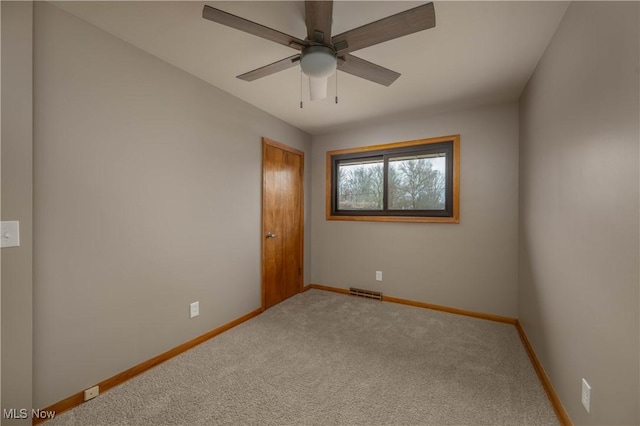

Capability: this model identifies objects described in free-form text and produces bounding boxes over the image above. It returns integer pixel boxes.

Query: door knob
[265,232,277,239]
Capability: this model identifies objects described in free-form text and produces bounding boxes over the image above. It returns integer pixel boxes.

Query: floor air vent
[349,287,382,301]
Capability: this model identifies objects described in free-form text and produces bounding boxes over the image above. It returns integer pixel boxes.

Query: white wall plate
[1,221,20,248]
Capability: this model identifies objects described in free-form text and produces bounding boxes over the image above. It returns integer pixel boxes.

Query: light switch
[1,221,20,248]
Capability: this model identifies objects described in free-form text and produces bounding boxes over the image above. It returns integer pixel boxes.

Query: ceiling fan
[202,1,436,101]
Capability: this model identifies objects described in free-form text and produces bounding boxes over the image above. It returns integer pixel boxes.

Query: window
[326,135,459,223]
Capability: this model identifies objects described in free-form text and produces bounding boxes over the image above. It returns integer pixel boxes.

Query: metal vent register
[349,287,382,301]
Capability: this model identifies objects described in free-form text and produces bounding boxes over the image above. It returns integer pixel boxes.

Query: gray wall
[1,2,33,424]
[311,103,520,318]
[32,2,310,408]
[518,2,639,425]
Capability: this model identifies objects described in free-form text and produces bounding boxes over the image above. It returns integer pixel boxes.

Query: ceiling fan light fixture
[301,46,337,100]
[308,77,329,101]
[300,46,337,79]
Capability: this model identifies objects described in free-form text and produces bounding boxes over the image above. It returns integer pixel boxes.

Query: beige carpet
[47,289,558,425]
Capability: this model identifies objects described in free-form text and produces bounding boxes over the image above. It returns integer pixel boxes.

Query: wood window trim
[326,135,460,223]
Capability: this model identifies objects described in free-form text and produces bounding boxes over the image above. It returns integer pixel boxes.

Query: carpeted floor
[47,289,558,425]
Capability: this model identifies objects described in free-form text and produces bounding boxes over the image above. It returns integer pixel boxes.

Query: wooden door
[262,138,304,310]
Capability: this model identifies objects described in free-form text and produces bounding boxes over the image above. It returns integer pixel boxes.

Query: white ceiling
[52,1,569,135]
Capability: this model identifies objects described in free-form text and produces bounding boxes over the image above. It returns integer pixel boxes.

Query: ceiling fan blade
[203,5,308,51]
[337,54,400,86]
[332,2,435,55]
[237,55,301,81]
[305,1,333,43]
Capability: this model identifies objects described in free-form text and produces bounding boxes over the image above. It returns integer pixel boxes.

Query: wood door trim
[263,137,304,157]
[261,137,304,311]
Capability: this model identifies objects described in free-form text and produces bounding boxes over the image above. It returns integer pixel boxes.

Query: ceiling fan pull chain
[335,71,339,104]
[300,68,304,109]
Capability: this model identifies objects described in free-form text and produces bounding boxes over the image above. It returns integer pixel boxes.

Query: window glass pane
[388,153,446,210]
[337,158,383,210]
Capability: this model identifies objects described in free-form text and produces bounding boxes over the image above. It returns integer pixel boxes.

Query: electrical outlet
[84,385,99,401]
[190,301,199,318]
[581,378,591,413]
[376,271,382,281]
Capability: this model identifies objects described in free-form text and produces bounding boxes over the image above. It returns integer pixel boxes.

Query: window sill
[326,214,459,223]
